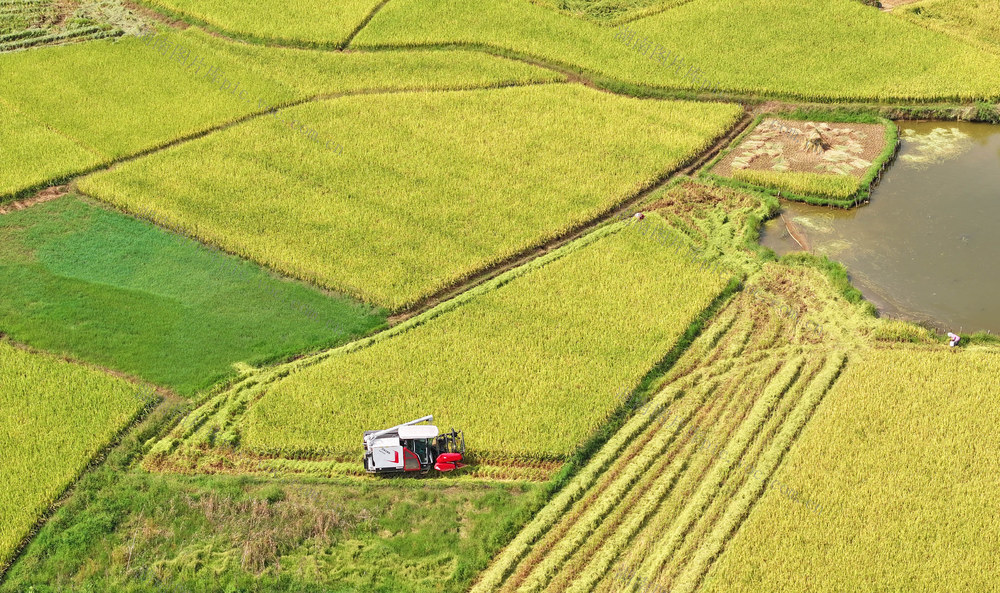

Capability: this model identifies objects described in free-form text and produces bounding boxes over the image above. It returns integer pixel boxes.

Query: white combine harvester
[362,416,465,475]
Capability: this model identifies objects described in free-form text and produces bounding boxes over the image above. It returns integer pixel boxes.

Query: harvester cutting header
[363,416,465,475]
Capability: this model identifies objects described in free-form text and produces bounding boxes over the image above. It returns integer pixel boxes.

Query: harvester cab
[363,416,466,475]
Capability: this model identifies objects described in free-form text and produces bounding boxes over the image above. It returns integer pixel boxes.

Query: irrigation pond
[761,121,1000,335]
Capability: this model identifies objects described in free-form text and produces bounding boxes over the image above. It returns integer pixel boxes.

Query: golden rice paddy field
[1,1,997,591]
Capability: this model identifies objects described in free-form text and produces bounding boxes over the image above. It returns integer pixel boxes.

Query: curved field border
[0,28,565,202]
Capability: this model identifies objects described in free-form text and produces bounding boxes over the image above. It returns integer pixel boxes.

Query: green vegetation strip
[81,85,740,310]
[0,341,151,570]
[0,196,385,396]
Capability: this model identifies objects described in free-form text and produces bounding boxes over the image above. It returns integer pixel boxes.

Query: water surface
[760,121,1000,334]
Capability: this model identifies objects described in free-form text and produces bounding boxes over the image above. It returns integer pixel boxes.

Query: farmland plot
[137,0,383,47]
[0,28,562,198]
[0,103,101,199]
[145,215,730,477]
[471,261,854,593]
[80,84,740,310]
[355,0,1000,101]
[0,341,150,570]
[702,348,1000,593]
[706,117,898,206]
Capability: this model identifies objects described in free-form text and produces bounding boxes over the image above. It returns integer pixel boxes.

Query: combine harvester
[362,416,465,475]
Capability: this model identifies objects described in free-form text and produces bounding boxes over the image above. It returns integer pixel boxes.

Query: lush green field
[1,399,543,593]
[355,0,1000,101]
[0,102,102,198]
[138,0,382,46]
[0,27,561,198]
[0,196,385,396]
[0,341,150,570]
[703,348,1000,592]
[224,215,729,462]
[898,0,1000,52]
[80,84,740,310]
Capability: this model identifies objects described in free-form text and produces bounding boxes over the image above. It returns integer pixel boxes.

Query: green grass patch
[355,0,1000,101]
[1,397,543,593]
[80,84,740,310]
[239,214,729,461]
[0,196,385,396]
[0,341,150,571]
[732,169,860,201]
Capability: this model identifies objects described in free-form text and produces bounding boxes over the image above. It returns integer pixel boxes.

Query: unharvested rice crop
[355,0,1000,101]
[80,85,740,310]
[703,348,1000,593]
[138,0,382,47]
[529,0,691,24]
[732,169,859,201]
[0,27,561,197]
[0,341,150,569]
[231,215,729,461]
[471,270,848,593]
[0,102,101,199]
[897,0,1000,52]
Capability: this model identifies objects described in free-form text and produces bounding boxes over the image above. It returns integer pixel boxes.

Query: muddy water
[760,121,1000,334]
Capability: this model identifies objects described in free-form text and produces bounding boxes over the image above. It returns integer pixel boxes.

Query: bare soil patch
[880,0,922,10]
[712,118,888,179]
[0,186,69,215]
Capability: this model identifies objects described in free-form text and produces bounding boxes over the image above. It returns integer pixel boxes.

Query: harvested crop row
[701,349,1000,592]
[474,223,862,592]
[479,340,841,593]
